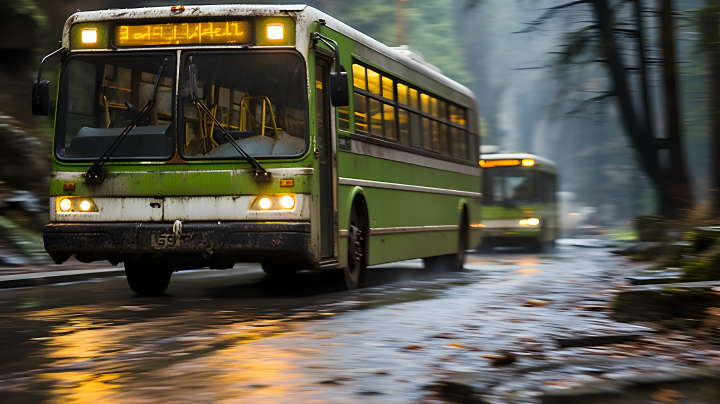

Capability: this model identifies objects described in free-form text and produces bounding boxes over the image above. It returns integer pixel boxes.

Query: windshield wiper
[85,59,167,183]
[188,61,270,181]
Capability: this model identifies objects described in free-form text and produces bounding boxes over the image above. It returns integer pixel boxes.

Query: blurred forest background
[0,0,717,253]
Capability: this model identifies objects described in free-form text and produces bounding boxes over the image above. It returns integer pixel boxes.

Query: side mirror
[32,80,50,116]
[329,66,349,107]
[32,48,63,116]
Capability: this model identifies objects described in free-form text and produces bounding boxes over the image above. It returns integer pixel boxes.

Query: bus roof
[63,4,477,123]
[481,153,557,168]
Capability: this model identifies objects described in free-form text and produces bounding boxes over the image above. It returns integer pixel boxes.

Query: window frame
[348,60,476,164]
[177,49,310,161]
[54,51,178,163]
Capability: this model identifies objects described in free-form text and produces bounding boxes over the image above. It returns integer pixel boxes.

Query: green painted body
[50,10,482,268]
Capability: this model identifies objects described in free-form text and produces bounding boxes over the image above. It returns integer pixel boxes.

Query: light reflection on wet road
[0,245,691,403]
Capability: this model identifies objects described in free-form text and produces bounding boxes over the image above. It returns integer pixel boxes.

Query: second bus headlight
[526,218,540,226]
[280,195,295,209]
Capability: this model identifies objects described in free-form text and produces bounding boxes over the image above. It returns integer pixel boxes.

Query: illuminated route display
[114,21,252,47]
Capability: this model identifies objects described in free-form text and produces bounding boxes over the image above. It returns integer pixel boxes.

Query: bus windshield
[180,51,308,158]
[484,169,539,206]
[57,53,176,160]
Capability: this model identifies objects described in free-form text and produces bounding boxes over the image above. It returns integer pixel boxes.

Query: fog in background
[0,0,713,229]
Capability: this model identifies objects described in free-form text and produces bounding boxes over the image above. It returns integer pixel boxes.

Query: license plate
[152,233,190,248]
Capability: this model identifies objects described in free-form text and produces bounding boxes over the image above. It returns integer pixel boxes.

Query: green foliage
[679,238,720,282]
[8,0,47,31]
[336,0,474,85]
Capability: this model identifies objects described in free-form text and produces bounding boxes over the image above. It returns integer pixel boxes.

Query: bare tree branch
[515,0,591,33]
[568,93,615,114]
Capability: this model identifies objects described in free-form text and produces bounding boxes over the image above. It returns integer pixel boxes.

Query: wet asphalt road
[0,243,713,403]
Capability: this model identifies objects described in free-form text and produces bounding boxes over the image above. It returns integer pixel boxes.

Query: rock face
[612,281,720,322]
[0,113,50,194]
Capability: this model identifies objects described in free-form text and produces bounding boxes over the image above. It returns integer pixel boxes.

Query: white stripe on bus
[339,225,460,237]
[339,177,482,198]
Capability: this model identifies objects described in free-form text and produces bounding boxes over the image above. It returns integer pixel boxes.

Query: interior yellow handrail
[239,96,280,136]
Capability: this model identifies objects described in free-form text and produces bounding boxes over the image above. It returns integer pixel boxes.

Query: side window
[352,64,368,134]
[349,60,475,161]
[351,63,397,141]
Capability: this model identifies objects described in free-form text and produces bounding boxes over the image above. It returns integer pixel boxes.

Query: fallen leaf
[405,345,424,350]
[121,306,150,311]
[650,388,683,403]
[449,343,465,349]
[525,300,550,307]
[482,351,516,366]
[581,306,611,311]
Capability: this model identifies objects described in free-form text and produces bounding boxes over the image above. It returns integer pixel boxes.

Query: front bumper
[43,222,312,268]
[483,228,541,238]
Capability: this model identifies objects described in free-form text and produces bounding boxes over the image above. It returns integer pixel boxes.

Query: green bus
[33,5,482,295]
[479,152,558,252]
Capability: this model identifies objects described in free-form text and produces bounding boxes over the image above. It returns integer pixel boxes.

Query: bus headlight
[526,218,540,226]
[280,195,295,209]
[259,197,272,210]
[57,197,97,213]
[59,198,72,212]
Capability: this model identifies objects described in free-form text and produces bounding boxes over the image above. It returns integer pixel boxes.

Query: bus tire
[344,206,367,290]
[124,260,172,296]
[261,263,298,278]
[424,209,468,271]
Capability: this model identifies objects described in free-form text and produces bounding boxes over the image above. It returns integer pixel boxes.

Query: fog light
[280,195,295,209]
[59,198,72,212]
[267,24,284,40]
[259,197,272,210]
[527,218,540,226]
[519,219,528,226]
[80,200,91,212]
[81,29,97,44]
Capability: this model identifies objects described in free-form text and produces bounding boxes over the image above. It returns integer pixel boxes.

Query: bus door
[315,58,337,260]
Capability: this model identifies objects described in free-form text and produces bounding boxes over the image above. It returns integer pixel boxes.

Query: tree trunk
[396,0,409,46]
[659,0,694,216]
[705,2,720,215]
[590,0,671,214]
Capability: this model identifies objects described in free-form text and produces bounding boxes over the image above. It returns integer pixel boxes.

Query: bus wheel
[261,263,298,278]
[424,212,468,272]
[124,260,172,296]
[344,208,366,290]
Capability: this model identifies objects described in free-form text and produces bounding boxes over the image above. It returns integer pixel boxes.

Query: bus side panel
[338,153,480,266]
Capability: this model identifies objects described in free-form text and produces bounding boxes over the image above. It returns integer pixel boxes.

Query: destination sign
[479,159,520,168]
[114,21,252,47]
